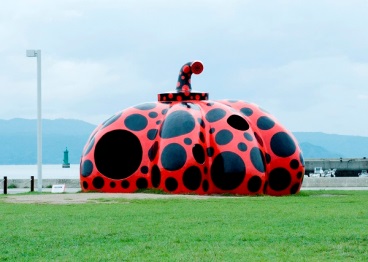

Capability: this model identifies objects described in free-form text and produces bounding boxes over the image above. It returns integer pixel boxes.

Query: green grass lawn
[1,191,367,261]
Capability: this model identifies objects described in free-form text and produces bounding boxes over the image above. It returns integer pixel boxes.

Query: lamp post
[26,49,42,192]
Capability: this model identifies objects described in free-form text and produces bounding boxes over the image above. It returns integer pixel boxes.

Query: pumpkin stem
[176,61,204,93]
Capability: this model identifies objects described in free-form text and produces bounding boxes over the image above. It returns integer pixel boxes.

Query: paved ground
[302,187,368,190]
[3,186,368,195]
[1,187,367,204]
[2,191,234,204]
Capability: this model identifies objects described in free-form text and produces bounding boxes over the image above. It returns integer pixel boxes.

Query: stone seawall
[302,177,368,187]
[2,178,368,190]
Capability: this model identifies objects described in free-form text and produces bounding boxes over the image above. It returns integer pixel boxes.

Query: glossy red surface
[80,61,305,195]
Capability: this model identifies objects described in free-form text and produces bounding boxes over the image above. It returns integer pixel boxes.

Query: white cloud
[231,55,368,135]
[1,0,368,136]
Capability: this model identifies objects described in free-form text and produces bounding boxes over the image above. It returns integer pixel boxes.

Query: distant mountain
[1,119,368,164]
[0,118,96,165]
[293,132,368,159]
[1,118,95,136]
[297,142,343,159]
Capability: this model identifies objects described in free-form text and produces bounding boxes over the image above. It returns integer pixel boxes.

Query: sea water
[0,164,80,179]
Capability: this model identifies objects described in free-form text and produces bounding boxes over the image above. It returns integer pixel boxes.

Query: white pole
[26,49,43,192]
[36,50,42,192]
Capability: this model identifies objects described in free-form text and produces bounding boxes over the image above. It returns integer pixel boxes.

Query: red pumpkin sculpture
[80,61,305,196]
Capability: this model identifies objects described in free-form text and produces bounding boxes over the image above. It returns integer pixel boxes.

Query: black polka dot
[151,165,161,188]
[199,132,205,143]
[268,168,291,191]
[148,141,159,161]
[141,166,149,174]
[205,108,226,122]
[88,129,99,143]
[161,143,187,171]
[207,147,214,157]
[184,138,192,145]
[81,160,93,177]
[270,132,296,157]
[202,180,209,192]
[91,126,100,136]
[162,108,168,115]
[290,183,300,194]
[181,102,191,109]
[82,181,88,189]
[160,110,195,138]
[156,120,161,125]
[207,102,214,106]
[198,118,205,128]
[227,115,249,131]
[188,103,200,110]
[121,180,130,189]
[165,177,178,191]
[102,113,122,128]
[215,129,233,145]
[92,177,104,189]
[211,152,245,190]
[110,181,116,188]
[244,133,253,141]
[183,166,202,191]
[136,178,148,189]
[148,112,158,118]
[254,132,264,147]
[94,130,142,179]
[209,128,215,134]
[135,103,156,110]
[238,142,247,152]
[265,153,271,164]
[240,107,253,116]
[247,176,262,193]
[84,137,95,156]
[257,116,275,130]
[300,152,305,166]
[290,159,299,169]
[124,114,148,131]
[250,147,265,173]
[147,129,158,140]
[193,144,205,164]
[297,171,303,179]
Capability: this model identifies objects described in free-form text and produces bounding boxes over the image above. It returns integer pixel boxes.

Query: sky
[1,0,368,136]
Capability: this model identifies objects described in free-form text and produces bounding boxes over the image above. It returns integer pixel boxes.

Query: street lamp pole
[26,49,42,192]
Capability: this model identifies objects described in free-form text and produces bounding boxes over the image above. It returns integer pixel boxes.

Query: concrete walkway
[2,186,368,195]
[302,187,368,190]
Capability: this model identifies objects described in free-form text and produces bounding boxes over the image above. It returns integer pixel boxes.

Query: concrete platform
[2,178,368,195]
[302,177,368,187]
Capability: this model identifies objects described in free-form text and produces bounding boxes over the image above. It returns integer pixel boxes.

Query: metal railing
[2,176,35,194]
[1,176,7,194]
